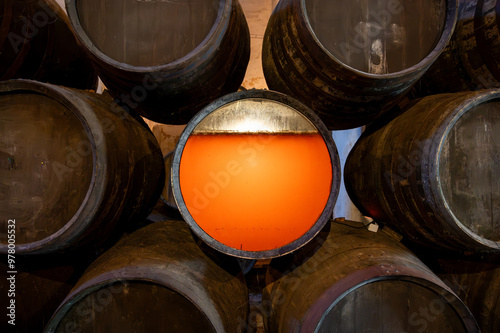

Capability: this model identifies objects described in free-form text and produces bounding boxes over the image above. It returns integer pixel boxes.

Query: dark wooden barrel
[262,0,457,130]
[44,221,249,333]
[171,90,341,259]
[413,0,500,96]
[0,79,165,255]
[0,0,97,89]
[404,245,500,333]
[65,0,250,124]
[263,220,479,333]
[345,89,500,252]
[431,257,500,333]
[0,253,93,333]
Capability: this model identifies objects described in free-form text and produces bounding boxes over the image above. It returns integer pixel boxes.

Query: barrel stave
[263,221,479,332]
[263,0,458,129]
[44,221,249,333]
[65,0,250,125]
[345,89,500,252]
[0,80,165,255]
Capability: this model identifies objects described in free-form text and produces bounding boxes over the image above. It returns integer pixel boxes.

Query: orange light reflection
[179,133,333,252]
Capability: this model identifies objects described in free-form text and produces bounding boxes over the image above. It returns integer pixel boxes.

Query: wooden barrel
[171,90,341,259]
[263,220,480,333]
[0,253,93,333]
[262,0,458,130]
[0,79,165,255]
[65,0,250,125]
[430,256,500,333]
[413,0,500,96]
[404,245,500,333]
[0,0,97,89]
[345,89,500,252]
[44,221,249,333]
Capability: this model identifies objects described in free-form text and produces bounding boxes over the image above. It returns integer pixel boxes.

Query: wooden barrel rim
[298,0,458,79]
[299,263,476,332]
[45,267,222,332]
[171,89,341,259]
[433,89,500,250]
[65,0,231,72]
[318,276,474,330]
[0,79,106,253]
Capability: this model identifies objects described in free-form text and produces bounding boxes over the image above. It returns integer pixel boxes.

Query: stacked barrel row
[0,0,498,332]
[342,1,500,333]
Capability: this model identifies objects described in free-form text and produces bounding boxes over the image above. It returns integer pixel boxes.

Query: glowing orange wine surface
[179,133,332,251]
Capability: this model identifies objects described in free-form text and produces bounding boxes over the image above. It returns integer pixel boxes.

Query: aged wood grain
[44,221,249,333]
[263,220,479,332]
[170,90,341,259]
[435,257,500,333]
[413,0,500,95]
[65,0,250,125]
[262,0,456,129]
[0,80,165,255]
[345,89,500,252]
